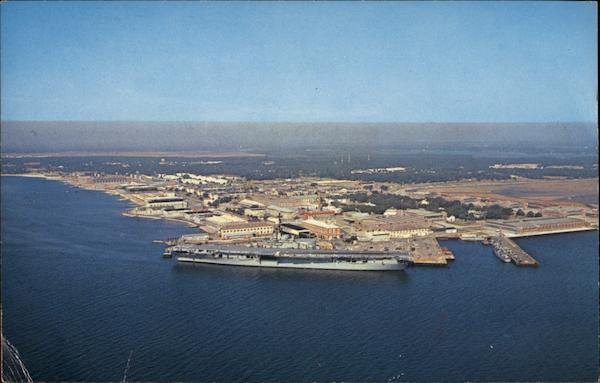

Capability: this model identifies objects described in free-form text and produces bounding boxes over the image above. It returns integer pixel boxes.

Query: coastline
[3,172,597,243]
[122,211,197,227]
[1,173,60,179]
[3,174,597,381]
[2,172,199,229]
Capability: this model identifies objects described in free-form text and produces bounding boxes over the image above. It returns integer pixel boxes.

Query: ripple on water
[2,176,598,382]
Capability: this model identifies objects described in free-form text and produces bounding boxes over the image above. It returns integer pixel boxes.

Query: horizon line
[2,120,597,125]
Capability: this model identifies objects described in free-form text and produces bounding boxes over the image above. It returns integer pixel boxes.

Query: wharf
[410,237,451,265]
[490,234,538,267]
[411,256,448,265]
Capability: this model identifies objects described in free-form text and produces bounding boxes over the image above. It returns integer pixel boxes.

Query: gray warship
[168,244,410,271]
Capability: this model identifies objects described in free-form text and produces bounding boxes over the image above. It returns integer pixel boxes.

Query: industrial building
[244,208,266,218]
[486,217,589,235]
[279,223,313,238]
[147,197,187,209]
[301,210,337,218]
[92,176,131,184]
[249,194,319,212]
[239,199,265,208]
[206,214,246,226]
[357,216,432,239]
[124,184,160,192]
[403,209,446,221]
[301,218,342,239]
[266,205,296,219]
[219,222,274,239]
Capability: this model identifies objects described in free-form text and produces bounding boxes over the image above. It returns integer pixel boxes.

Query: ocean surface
[1,176,598,382]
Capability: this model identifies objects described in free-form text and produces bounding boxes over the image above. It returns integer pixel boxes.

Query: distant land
[1,151,265,159]
[1,121,597,153]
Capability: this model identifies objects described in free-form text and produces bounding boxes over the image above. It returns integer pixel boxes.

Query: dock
[489,234,538,267]
[410,237,451,265]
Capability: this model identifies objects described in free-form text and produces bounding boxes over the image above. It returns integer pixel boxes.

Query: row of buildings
[486,216,592,236]
[91,171,595,247]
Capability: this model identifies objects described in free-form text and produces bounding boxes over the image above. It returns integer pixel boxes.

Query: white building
[147,197,187,209]
[219,222,274,239]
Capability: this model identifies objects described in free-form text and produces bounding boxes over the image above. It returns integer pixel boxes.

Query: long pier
[489,234,538,267]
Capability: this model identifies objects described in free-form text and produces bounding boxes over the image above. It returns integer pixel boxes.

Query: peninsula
[6,168,597,269]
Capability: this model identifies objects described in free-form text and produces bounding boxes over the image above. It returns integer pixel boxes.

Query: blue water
[2,176,598,382]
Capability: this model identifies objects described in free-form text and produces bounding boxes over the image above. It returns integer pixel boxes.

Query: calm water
[2,176,598,382]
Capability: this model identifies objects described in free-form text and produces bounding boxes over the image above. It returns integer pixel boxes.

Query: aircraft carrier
[168,244,410,271]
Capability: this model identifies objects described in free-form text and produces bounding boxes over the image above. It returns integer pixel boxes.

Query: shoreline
[3,172,597,242]
[3,174,596,382]
[3,173,199,229]
[1,173,59,179]
[122,211,197,227]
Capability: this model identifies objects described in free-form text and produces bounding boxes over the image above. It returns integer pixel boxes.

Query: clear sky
[1,1,597,123]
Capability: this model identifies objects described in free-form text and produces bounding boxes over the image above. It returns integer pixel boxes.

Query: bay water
[1,176,598,382]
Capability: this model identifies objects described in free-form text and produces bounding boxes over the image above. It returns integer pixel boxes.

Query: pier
[489,234,538,267]
[410,237,453,265]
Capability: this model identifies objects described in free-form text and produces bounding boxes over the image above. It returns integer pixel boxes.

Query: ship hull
[177,256,407,271]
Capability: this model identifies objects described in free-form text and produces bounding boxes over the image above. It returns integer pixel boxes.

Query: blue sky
[1,1,597,122]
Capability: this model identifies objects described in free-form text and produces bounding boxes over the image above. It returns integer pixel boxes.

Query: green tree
[486,205,513,219]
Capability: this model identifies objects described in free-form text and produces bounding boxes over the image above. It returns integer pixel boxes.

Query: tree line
[332,191,540,220]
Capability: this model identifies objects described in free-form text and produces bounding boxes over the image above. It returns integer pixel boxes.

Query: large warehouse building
[219,222,274,239]
[301,218,342,239]
[486,217,589,235]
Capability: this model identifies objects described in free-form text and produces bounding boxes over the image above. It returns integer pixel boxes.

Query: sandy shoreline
[3,172,198,229]
[2,173,54,178]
